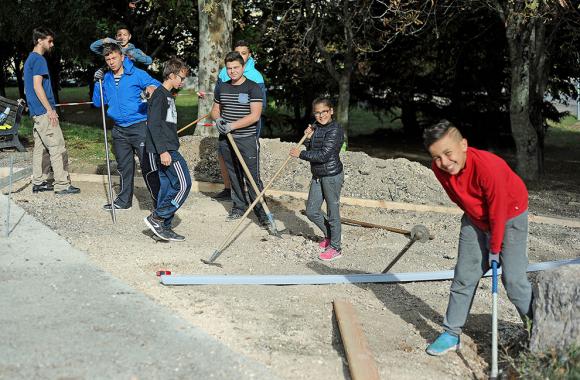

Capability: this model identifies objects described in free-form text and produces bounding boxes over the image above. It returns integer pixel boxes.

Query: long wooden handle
[214,133,309,254]
[177,113,210,134]
[225,133,272,215]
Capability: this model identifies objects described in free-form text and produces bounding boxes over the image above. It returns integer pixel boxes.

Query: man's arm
[229,102,262,130]
[210,102,221,121]
[33,75,58,126]
[126,47,153,65]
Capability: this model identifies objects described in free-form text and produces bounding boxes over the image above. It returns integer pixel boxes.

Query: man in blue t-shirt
[24,27,80,195]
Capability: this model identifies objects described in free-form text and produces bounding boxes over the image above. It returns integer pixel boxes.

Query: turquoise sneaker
[426,332,460,356]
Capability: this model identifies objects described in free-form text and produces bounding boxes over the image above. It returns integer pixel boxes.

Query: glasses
[176,74,186,82]
[313,109,330,117]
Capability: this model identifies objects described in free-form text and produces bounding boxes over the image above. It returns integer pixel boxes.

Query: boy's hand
[488,252,500,268]
[305,124,314,138]
[145,85,157,97]
[160,152,171,166]
[289,147,301,158]
[103,37,117,44]
[94,68,105,81]
[215,118,232,134]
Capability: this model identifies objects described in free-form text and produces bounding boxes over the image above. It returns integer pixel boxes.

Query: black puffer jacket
[299,120,344,177]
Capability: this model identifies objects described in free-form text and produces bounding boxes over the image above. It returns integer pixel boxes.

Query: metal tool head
[410,224,430,243]
[200,250,224,267]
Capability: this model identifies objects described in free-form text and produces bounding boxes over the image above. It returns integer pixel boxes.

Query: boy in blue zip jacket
[143,57,192,241]
[290,97,345,261]
[90,27,152,66]
[92,43,161,211]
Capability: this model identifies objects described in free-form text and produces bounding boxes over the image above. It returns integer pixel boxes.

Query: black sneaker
[211,188,231,201]
[102,203,132,211]
[226,210,244,222]
[32,182,54,193]
[164,228,185,242]
[144,213,169,240]
[54,185,81,195]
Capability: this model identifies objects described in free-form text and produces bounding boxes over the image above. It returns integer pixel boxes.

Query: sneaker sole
[143,216,169,241]
[166,237,185,242]
[319,254,342,261]
[425,343,461,356]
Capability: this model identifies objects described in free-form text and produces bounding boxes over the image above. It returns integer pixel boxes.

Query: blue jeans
[154,151,192,228]
[305,172,344,250]
[443,211,532,336]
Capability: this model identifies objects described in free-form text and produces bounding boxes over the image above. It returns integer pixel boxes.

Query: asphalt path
[0,194,275,380]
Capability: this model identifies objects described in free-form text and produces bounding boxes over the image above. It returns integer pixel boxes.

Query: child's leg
[498,210,533,321]
[220,138,246,214]
[155,152,192,228]
[305,177,328,238]
[140,148,159,208]
[443,214,487,336]
[320,172,344,250]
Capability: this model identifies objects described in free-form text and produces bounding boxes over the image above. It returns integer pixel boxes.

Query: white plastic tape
[160,258,580,286]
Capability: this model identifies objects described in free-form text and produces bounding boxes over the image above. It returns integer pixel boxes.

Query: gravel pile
[180,136,452,206]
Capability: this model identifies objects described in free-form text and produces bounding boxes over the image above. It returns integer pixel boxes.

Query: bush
[508,345,579,380]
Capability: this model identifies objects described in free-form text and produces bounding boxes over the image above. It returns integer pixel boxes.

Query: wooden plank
[64,173,580,229]
[0,167,32,190]
[333,299,380,380]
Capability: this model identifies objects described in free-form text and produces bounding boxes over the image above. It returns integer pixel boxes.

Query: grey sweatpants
[443,211,533,336]
[305,171,344,250]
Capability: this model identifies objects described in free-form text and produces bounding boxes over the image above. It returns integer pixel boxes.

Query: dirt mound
[180,136,451,206]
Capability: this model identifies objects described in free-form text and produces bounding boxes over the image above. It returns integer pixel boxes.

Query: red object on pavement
[156,270,172,276]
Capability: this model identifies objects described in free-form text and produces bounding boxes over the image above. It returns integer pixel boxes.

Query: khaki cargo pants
[32,113,70,192]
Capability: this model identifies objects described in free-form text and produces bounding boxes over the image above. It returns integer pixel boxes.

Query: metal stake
[4,156,13,237]
[490,260,499,379]
[98,79,116,223]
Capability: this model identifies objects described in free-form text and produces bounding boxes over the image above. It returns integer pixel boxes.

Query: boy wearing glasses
[143,58,192,241]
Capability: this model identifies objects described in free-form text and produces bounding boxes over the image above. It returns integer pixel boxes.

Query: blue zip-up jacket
[92,57,161,127]
[90,38,153,66]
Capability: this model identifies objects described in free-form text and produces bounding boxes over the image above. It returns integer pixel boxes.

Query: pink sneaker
[319,247,342,261]
[318,238,331,249]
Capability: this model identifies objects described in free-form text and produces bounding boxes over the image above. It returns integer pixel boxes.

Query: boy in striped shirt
[211,51,268,226]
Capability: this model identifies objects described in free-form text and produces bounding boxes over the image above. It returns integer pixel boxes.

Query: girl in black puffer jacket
[290,97,344,261]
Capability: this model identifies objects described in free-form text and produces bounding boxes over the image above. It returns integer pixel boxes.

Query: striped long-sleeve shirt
[214,78,263,139]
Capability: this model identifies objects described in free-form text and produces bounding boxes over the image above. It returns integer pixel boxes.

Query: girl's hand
[289,147,301,158]
[305,124,314,139]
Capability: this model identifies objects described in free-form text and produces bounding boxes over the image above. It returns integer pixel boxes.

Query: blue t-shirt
[24,52,56,116]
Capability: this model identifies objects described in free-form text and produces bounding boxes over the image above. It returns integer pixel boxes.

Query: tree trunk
[195,0,232,137]
[401,99,420,142]
[502,5,551,181]
[337,73,351,148]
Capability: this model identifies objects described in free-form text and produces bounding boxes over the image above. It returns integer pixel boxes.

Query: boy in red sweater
[424,120,533,356]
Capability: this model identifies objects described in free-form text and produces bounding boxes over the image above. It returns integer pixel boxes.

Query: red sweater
[432,147,528,254]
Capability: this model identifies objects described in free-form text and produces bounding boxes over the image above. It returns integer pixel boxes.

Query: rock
[529,264,580,352]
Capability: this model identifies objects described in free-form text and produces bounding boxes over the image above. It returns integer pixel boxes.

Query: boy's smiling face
[116,29,131,47]
[428,131,468,175]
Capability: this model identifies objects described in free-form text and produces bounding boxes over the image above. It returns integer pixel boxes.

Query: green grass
[9,86,201,164]
[507,345,579,380]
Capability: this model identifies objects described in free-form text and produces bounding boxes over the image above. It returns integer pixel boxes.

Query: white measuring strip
[160,258,580,286]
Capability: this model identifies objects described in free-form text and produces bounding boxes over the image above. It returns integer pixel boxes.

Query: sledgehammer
[382,224,430,273]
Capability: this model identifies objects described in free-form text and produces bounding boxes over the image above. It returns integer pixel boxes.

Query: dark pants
[141,147,161,208]
[153,151,192,228]
[218,135,267,222]
[112,122,147,207]
[305,171,344,250]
